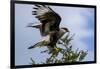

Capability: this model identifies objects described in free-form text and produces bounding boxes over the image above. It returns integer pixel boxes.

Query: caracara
[28,4,69,49]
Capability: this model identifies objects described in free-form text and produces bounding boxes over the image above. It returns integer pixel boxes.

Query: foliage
[30,33,88,64]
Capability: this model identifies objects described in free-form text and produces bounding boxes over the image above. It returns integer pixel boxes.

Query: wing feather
[32,4,61,36]
[32,4,61,24]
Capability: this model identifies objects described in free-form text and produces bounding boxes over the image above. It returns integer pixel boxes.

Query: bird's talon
[55,48,60,52]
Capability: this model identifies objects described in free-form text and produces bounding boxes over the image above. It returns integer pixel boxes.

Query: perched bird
[28,4,69,50]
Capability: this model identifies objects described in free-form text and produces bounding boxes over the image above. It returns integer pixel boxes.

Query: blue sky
[15,4,95,65]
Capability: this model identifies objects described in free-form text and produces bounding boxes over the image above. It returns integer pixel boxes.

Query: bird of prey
[28,4,69,50]
[31,4,61,36]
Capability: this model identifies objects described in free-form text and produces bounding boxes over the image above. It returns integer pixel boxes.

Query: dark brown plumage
[32,4,61,36]
[28,5,69,49]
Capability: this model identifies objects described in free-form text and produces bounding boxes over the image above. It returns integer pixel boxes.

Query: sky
[15,4,95,65]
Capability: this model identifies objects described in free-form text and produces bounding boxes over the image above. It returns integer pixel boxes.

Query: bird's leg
[53,46,62,53]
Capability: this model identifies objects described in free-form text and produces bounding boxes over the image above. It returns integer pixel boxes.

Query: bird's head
[61,27,69,33]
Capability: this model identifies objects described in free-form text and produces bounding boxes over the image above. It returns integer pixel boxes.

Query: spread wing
[32,4,61,36]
